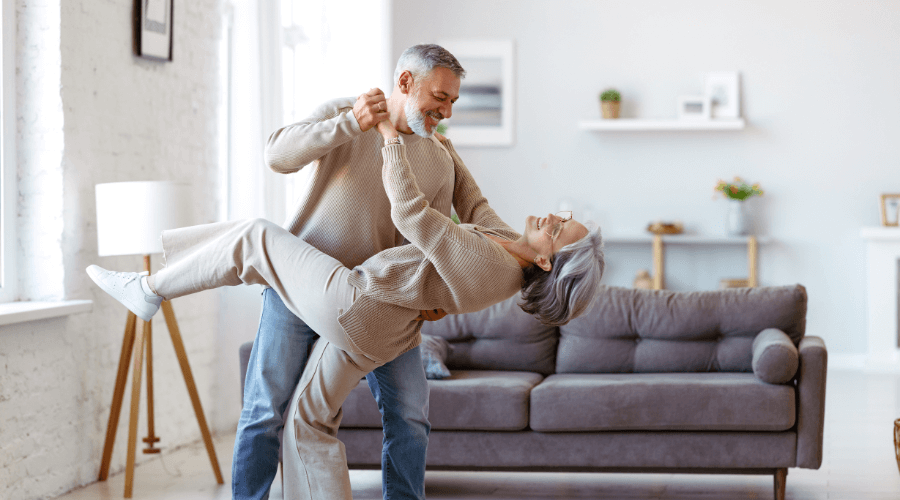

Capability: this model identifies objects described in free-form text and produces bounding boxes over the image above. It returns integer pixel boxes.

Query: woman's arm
[437,136,521,241]
[366,122,521,313]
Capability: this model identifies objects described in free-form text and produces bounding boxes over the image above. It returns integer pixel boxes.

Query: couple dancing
[87,44,605,500]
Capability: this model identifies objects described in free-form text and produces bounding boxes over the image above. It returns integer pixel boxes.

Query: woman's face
[523,212,589,258]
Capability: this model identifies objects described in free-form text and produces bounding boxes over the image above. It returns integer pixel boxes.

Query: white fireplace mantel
[861,227,900,368]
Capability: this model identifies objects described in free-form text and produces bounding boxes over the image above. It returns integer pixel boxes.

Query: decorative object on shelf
[136,0,174,61]
[720,278,750,289]
[725,199,750,236]
[705,72,741,119]
[879,193,900,227]
[715,177,763,236]
[599,88,621,119]
[633,269,653,289]
[646,221,684,235]
[437,39,515,146]
[676,95,711,120]
[895,418,900,476]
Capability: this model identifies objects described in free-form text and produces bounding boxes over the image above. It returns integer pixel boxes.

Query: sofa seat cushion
[530,373,795,432]
[340,370,544,431]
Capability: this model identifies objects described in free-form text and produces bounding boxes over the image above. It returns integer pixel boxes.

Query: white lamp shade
[95,181,194,256]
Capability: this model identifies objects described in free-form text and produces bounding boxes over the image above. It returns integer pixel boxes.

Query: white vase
[726,199,749,236]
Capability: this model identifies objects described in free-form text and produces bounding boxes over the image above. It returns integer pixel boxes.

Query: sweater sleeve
[265,97,363,174]
[442,138,522,241]
[378,144,521,309]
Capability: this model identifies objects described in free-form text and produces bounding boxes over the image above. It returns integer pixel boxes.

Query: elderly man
[233,44,514,500]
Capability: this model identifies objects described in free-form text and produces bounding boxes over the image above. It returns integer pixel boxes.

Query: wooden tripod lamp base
[97,255,223,498]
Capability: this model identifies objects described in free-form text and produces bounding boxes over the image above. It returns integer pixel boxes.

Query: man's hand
[416,308,448,321]
[353,88,389,132]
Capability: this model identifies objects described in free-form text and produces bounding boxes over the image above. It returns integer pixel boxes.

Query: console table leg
[652,234,664,290]
[748,236,759,287]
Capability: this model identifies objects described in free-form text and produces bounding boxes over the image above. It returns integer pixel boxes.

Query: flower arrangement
[715,177,763,201]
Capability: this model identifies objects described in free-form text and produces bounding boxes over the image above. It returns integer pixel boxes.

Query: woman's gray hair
[393,44,466,83]
[518,225,605,326]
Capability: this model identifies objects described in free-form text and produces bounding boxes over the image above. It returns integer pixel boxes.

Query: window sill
[0,299,93,326]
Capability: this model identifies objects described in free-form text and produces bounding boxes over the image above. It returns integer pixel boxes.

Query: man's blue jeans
[232,288,430,500]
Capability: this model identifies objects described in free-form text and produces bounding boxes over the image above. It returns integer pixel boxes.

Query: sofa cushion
[530,373,796,432]
[428,371,544,430]
[422,295,558,374]
[340,370,544,431]
[752,328,799,384]
[556,285,807,374]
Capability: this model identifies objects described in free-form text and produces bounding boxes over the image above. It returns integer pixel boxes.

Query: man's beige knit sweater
[266,97,520,361]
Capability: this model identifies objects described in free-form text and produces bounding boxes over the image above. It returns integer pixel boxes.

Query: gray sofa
[240,284,826,500]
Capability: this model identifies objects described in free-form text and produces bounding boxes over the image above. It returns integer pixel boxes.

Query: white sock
[140,276,159,297]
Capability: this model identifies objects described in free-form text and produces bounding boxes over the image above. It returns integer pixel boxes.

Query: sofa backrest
[555,285,807,374]
[420,295,559,375]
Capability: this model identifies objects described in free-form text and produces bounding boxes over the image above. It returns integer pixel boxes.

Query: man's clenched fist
[353,88,389,132]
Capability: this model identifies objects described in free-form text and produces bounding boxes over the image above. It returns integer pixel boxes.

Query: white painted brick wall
[1,1,227,498]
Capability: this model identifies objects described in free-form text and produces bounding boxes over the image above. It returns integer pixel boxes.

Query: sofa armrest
[795,336,827,469]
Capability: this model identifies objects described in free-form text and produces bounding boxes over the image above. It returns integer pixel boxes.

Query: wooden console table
[606,235,766,290]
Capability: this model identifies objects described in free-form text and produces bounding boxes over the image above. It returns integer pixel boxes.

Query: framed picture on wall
[880,193,900,227]
[136,0,173,61]
[437,39,515,146]
[704,71,740,119]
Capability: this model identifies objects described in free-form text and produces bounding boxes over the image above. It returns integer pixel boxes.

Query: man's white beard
[405,92,440,138]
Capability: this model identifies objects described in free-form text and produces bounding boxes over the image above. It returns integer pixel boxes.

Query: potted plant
[599,88,621,119]
[715,177,764,236]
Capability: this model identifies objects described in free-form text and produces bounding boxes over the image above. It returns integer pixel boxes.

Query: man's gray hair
[518,225,605,326]
[393,44,466,83]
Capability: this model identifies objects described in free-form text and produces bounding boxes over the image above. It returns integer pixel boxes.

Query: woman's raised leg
[153,218,362,353]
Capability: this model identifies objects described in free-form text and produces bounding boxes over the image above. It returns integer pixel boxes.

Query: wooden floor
[58,368,900,499]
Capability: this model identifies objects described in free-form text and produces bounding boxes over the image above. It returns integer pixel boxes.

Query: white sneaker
[86,265,162,321]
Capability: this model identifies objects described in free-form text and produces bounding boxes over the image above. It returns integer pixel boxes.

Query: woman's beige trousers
[153,218,383,499]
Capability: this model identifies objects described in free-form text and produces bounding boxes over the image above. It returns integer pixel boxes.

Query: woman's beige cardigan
[341,143,525,362]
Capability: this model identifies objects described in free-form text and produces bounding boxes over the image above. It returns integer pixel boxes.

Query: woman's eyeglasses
[545,211,574,252]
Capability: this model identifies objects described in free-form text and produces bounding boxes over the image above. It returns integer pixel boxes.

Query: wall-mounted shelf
[578,118,746,131]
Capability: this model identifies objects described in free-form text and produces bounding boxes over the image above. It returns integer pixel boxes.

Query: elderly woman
[87,121,604,500]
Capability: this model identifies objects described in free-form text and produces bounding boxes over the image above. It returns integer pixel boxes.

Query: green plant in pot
[599,88,621,119]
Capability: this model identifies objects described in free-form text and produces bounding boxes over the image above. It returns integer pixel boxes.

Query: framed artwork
[880,193,900,227]
[136,0,173,61]
[677,95,710,120]
[437,39,515,146]
[704,71,740,119]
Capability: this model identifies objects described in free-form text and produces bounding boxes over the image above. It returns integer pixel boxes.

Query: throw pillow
[421,334,452,379]
[752,328,799,384]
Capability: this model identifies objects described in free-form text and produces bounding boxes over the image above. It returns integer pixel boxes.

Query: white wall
[393,0,900,357]
[0,1,230,499]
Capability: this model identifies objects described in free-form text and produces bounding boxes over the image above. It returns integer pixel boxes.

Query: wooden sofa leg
[774,468,787,500]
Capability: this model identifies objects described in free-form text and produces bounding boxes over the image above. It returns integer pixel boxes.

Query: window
[279,0,390,214]
[0,0,17,303]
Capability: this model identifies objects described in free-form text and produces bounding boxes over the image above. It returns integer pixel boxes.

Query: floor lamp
[94,181,224,498]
